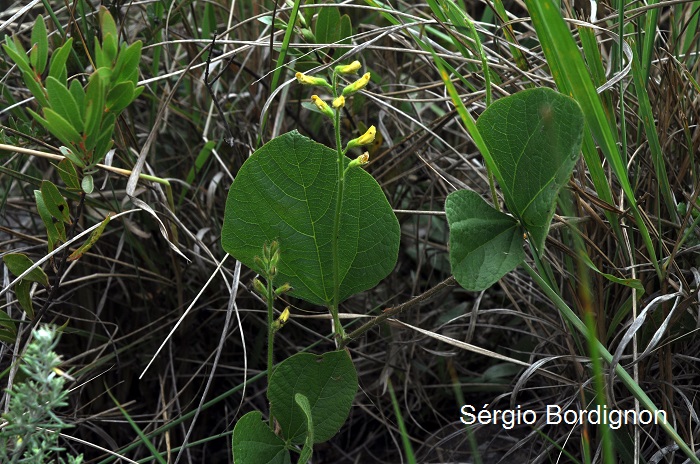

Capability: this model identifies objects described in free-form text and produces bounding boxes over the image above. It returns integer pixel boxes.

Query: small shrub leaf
[3,253,50,288]
[57,157,81,189]
[46,76,84,133]
[68,213,112,262]
[40,180,71,224]
[82,174,94,194]
[48,38,74,85]
[29,16,48,75]
[42,107,83,146]
[315,7,341,45]
[15,280,35,318]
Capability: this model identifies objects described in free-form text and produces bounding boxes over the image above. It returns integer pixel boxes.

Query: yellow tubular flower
[332,95,345,109]
[311,95,335,118]
[335,60,361,75]
[279,307,290,324]
[295,72,330,88]
[345,125,376,151]
[357,125,376,145]
[342,72,371,96]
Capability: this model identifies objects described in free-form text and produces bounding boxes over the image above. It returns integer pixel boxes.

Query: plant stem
[340,276,456,347]
[330,88,347,342]
[266,278,275,384]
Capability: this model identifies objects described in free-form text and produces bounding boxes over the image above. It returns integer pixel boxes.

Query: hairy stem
[329,92,347,342]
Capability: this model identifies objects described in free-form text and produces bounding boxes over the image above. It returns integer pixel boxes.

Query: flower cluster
[295,61,377,166]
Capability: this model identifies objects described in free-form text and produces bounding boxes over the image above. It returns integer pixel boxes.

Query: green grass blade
[260,0,302,141]
[524,0,662,279]
[631,52,676,224]
[523,262,700,464]
[106,387,167,464]
[387,379,417,464]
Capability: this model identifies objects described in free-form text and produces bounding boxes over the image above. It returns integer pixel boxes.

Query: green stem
[330,88,347,342]
[266,278,275,384]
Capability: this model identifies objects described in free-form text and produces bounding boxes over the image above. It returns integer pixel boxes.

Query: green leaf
[22,71,49,108]
[15,280,35,318]
[59,145,86,169]
[68,213,111,261]
[82,174,94,194]
[35,189,66,246]
[0,310,17,343]
[30,16,48,75]
[3,38,32,75]
[46,76,84,133]
[3,253,50,287]
[93,118,115,164]
[221,131,400,307]
[42,107,83,146]
[295,394,314,464]
[40,180,71,224]
[57,157,81,189]
[112,40,143,86]
[232,411,291,464]
[48,38,74,85]
[315,6,341,45]
[68,78,85,109]
[98,7,119,66]
[84,70,107,153]
[339,14,352,45]
[475,88,583,254]
[445,190,525,291]
[105,81,135,114]
[268,350,357,445]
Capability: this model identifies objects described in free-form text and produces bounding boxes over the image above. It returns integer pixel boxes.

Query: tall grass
[1,0,699,462]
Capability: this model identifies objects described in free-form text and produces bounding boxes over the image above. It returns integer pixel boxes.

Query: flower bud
[332,95,345,109]
[347,152,370,170]
[272,307,291,332]
[311,95,335,118]
[342,72,370,96]
[252,278,267,297]
[335,60,361,75]
[275,282,293,296]
[295,72,330,88]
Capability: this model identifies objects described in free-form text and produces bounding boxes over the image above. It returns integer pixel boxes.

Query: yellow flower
[279,307,290,324]
[311,95,334,118]
[295,72,330,88]
[347,125,376,150]
[335,60,361,75]
[356,125,376,145]
[342,72,371,96]
[332,95,345,109]
[272,307,291,332]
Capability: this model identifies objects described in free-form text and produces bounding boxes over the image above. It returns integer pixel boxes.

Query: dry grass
[2,0,700,463]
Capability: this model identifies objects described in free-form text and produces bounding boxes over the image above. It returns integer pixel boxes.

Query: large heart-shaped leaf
[476,87,584,253]
[445,190,524,291]
[221,130,400,307]
[268,350,357,445]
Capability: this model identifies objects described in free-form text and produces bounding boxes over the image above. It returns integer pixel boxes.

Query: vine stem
[266,278,275,384]
[340,276,456,348]
[330,74,347,342]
